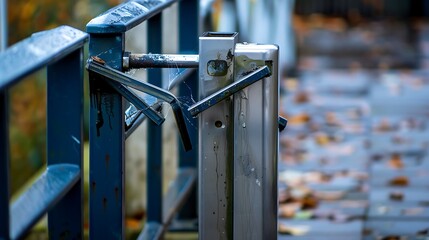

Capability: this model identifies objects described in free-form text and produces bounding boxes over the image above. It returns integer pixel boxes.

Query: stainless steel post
[198,32,238,240]
[233,43,279,239]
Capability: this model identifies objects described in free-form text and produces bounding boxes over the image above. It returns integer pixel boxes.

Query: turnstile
[87,32,282,239]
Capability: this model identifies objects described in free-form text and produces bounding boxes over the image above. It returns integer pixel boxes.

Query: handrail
[86,0,180,34]
[0,26,87,89]
[86,0,199,239]
[10,164,80,239]
[0,25,87,239]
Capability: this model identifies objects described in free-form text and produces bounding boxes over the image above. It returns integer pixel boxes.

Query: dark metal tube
[124,53,199,69]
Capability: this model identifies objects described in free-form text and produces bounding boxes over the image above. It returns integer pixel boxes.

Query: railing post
[0,89,10,239]
[47,48,84,239]
[177,0,199,221]
[88,32,126,239]
[198,32,238,240]
[147,13,163,225]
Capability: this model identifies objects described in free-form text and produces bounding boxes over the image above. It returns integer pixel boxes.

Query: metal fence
[0,0,199,239]
[85,0,199,239]
[0,26,88,239]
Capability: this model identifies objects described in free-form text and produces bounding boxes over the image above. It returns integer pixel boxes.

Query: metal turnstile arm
[87,58,192,151]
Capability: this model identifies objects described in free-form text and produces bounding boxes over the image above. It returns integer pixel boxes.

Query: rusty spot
[114,187,119,202]
[103,197,108,209]
[105,154,110,169]
[91,56,105,65]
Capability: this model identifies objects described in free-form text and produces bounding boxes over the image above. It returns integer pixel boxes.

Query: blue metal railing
[0,1,198,239]
[86,0,198,239]
[0,26,88,239]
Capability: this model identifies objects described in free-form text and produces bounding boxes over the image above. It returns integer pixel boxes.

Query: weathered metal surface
[0,26,88,89]
[47,49,84,239]
[0,90,9,239]
[125,53,199,69]
[86,0,179,34]
[233,43,279,240]
[10,164,80,240]
[88,32,126,239]
[87,59,176,103]
[188,66,271,117]
[198,32,238,240]
[86,59,192,151]
[101,74,165,126]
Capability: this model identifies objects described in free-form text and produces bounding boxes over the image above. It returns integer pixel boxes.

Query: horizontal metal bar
[125,54,199,69]
[10,164,80,240]
[137,168,196,240]
[188,66,271,116]
[86,0,179,34]
[87,58,176,103]
[106,80,165,126]
[87,59,192,151]
[0,26,88,90]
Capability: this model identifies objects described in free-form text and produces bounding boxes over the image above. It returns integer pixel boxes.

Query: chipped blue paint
[86,0,179,34]
[87,0,198,237]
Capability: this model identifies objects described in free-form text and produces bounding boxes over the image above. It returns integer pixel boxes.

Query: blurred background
[3,0,429,239]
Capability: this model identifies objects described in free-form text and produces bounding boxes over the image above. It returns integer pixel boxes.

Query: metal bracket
[86,58,192,152]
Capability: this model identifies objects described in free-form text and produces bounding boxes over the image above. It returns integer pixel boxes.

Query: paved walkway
[278,19,429,239]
